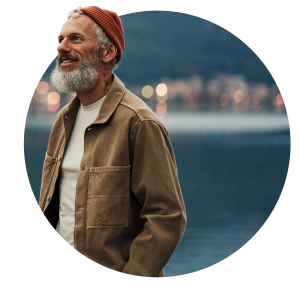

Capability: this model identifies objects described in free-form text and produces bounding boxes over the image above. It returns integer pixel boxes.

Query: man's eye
[58,36,80,43]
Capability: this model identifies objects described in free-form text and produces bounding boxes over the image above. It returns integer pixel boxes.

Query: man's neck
[76,72,113,106]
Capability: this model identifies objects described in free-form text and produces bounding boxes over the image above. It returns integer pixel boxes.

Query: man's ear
[102,43,117,63]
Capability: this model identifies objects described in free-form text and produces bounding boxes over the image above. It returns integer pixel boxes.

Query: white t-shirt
[56,96,106,247]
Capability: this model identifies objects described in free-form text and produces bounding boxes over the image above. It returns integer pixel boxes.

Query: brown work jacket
[39,74,187,277]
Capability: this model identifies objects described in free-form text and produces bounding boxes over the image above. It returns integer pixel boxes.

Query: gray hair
[67,7,118,71]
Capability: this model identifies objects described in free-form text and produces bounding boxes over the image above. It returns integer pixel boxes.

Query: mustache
[57,53,80,64]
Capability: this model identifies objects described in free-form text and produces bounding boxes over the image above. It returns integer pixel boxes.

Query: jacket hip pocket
[39,152,58,209]
[87,166,130,229]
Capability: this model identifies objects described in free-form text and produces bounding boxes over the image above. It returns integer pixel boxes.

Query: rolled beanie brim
[81,6,124,63]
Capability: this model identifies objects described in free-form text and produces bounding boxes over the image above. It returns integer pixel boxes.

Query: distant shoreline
[25,111,289,134]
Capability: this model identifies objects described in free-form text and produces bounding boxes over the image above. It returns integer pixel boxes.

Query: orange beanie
[79,6,125,63]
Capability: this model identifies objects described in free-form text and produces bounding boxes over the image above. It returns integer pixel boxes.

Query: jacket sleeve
[122,120,187,277]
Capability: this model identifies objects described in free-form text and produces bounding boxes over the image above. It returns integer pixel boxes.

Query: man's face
[50,16,102,94]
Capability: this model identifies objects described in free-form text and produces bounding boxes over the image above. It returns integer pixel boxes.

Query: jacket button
[58,155,61,161]
[87,128,92,131]
[46,195,50,201]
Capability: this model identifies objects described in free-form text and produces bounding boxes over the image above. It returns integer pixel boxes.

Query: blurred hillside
[41,11,275,85]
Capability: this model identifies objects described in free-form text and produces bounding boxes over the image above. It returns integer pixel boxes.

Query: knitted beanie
[80,6,125,63]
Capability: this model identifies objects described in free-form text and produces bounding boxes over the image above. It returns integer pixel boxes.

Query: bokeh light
[156,83,168,96]
[156,102,167,118]
[47,102,60,112]
[47,92,60,105]
[258,83,268,96]
[142,85,153,98]
[276,93,283,106]
[36,81,49,95]
[220,94,229,106]
[233,90,244,103]
[157,93,168,103]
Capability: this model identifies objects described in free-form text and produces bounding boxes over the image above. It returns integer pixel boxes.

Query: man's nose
[57,38,71,54]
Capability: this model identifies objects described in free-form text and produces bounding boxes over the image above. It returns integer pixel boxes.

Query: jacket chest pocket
[87,166,130,229]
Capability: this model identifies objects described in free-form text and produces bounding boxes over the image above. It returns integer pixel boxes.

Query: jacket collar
[63,74,126,125]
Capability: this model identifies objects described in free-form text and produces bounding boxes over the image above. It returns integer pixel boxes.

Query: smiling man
[39,6,186,277]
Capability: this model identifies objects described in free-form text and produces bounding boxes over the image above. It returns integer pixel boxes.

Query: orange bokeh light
[156,102,167,117]
[220,94,229,106]
[47,92,60,105]
[36,81,49,94]
[233,90,244,103]
[276,93,283,106]
[47,102,60,112]
[157,93,168,103]
[156,83,168,96]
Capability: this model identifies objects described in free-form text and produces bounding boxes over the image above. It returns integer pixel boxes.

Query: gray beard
[50,52,100,94]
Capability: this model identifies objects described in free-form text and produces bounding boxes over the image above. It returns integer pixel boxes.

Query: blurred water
[164,213,266,276]
[24,112,290,276]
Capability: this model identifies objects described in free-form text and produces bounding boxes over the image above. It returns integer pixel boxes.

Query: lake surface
[24,112,290,276]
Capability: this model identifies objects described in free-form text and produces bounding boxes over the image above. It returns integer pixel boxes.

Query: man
[39,6,186,277]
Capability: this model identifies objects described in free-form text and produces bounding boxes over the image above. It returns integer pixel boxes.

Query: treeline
[116,11,274,84]
[42,11,275,86]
